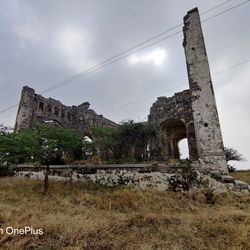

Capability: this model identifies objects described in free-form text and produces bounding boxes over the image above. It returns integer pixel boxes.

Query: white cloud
[14,17,44,46]
[129,48,167,66]
[55,25,97,71]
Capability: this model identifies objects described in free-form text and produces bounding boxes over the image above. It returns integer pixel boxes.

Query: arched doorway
[160,118,188,160]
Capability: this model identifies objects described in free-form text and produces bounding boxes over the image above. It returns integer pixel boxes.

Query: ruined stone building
[15,8,227,173]
[149,8,227,173]
[14,86,117,135]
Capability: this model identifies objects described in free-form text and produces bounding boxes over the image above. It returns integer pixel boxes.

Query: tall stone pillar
[183,8,227,173]
[15,86,35,131]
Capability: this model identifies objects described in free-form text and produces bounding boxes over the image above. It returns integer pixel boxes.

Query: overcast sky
[0,0,249,169]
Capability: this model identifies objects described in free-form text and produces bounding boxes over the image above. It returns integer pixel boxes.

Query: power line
[214,59,250,74]
[200,0,233,15]
[40,0,235,94]
[2,58,249,116]
[40,0,237,94]
[202,0,250,23]
[102,59,250,115]
[33,0,250,94]
[0,0,249,115]
[41,31,183,93]
[0,104,20,115]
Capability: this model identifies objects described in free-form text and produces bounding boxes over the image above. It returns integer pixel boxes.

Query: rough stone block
[225,183,235,190]
[241,189,250,195]
[210,171,222,180]
[210,178,228,193]
[234,180,248,190]
[221,175,235,183]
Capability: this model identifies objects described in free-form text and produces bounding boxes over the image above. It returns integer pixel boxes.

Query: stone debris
[222,175,235,183]
[210,171,222,180]
[234,180,249,190]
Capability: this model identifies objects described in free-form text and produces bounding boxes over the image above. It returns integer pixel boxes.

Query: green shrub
[168,160,199,191]
[0,164,16,177]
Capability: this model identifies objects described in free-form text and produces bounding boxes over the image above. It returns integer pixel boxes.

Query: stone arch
[160,118,188,160]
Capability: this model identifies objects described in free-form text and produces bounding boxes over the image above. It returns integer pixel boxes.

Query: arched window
[61,110,65,118]
[54,107,59,116]
[39,102,44,111]
[47,104,52,113]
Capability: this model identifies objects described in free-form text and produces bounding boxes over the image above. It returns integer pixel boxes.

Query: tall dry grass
[231,170,250,184]
[0,176,249,250]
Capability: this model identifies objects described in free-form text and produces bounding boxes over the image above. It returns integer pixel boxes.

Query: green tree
[224,147,245,172]
[0,125,84,193]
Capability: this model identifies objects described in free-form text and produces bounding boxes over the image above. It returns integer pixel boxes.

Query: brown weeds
[0,176,249,249]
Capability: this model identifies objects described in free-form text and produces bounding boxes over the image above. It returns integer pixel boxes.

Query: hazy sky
[0,0,249,169]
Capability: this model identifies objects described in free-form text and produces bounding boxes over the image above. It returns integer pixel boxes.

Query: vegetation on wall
[92,120,160,162]
[1,123,246,176]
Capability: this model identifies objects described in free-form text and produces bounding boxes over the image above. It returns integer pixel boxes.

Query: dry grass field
[0,171,250,250]
[231,170,250,184]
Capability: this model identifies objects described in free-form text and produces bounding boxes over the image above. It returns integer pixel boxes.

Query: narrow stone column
[183,8,227,173]
[15,86,35,131]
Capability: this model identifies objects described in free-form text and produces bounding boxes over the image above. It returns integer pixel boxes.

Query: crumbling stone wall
[15,86,117,135]
[148,8,227,174]
[148,90,198,160]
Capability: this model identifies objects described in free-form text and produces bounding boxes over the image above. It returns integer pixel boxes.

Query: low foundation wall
[15,164,250,194]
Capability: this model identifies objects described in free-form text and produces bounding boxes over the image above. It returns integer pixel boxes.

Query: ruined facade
[149,8,227,173]
[15,86,117,135]
[148,90,197,161]
[15,8,227,173]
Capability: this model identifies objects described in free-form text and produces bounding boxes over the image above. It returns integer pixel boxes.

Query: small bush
[0,164,16,177]
[168,160,199,191]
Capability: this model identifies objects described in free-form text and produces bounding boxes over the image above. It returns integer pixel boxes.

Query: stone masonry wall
[15,86,118,135]
[148,89,192,124]
[148,90,198,160]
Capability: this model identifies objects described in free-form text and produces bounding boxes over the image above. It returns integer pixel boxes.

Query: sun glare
[129,48,166,66]
[58,28,83,52]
